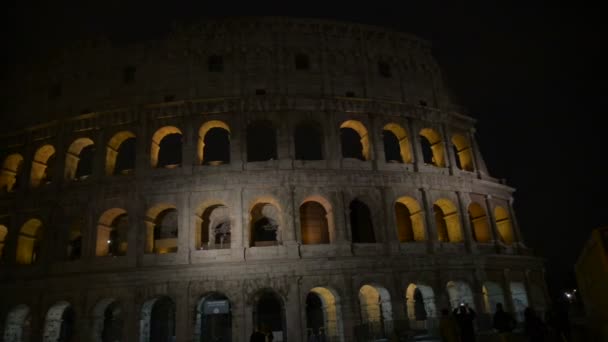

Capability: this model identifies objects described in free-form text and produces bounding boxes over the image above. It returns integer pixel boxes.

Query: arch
[482,282,506,314]
[451,134,475,172]
[405,283,437,320]
[358,285,392,336]
[198,120,230,165]
[105,131,136,175]
[250,202,280,247]
[395,197,425,242]
[3,304,31,342]
[307,287,344,341]
[509,282,529,322]
[196,204,231,250]
[42,301,75,342]
[145,205,178,254]
[16,219,43,265]
[30,144,56,188]
[0,224,7,259]
[419,128,445,167]
[349,199,376,243]
[468,202,491,243]
[91,298,123,342]
[433,199,463,243]
[193,292,232,342]
[252,289,286,340]
[494,206,515,245]
[446,281,474,309]
[66,218,83,260]
[294,120,324,160]
[383,123,413,163]
[150,126,182,168]
[139,296,175,342]
[300,201,330,244]
[96,208,129,257]
[246,120,277,162]
[1,153,24,192]
[340,120,370,161]
[65,137,95,181]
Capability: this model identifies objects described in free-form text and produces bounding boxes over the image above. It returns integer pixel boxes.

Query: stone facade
[0,17,548,342]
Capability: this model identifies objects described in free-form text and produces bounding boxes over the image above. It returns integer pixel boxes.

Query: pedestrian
[439,308,459,342]
[493,303,516,342]
[249,325,266,342]
[453,302,477,342]
[524,307,545,342]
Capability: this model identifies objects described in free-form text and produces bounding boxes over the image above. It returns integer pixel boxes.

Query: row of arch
[0,119,476,192]
[2,280,532,341]
[1,195,515,264]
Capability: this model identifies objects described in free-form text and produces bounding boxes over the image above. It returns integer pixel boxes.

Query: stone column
[123,294,139,342]
[508,198,526,251]
[173,283,189,342]
[285,277,303,342]
[455,191,475,254]
[181,117,195,176]
[501,269,515,314]
[441,124,457,175]
[409,120,425,172]
[340,276,359,342]
[484,196,501,252]
[420,188,437,253]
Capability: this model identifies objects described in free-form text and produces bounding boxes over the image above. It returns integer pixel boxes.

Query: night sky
[1,3,602,300]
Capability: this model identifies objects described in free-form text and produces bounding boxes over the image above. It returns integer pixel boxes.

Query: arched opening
[197,204,231,250]
[340,120,370,161]
[140,297,175,342]
[468,202,491,243]
[451,134,475,172]
[253,290,286,341]
[383,123,412,164]
[433,199,463,243]
[495,207,515,245]
[30,145,56,188]
[250,202,280,247]
[16,219,43,265]
[358,285,392,337]
[3,304,31,342]
[294,121,323,161]
[300,201,330,244]
[446,281,474,310]
[395,197,425,242]
[482,282,506,314]
[0,224,7,260]
[145,205,178,254]
[194,293,232,342]
[106,131,136,175]
[1,154,24,192]
[43,302,75,342]
[307,287,343,341]
[509,282,528,322]
[64,138,95,181]
[247,120,277,162]
[419,128,444,167]
[198,121,230,165]
[151,126,182,168]
[406,284,437,321]
[96,209,129,257]
[66,218,83,260]
[349,199,375,243]
[92,299,123,342]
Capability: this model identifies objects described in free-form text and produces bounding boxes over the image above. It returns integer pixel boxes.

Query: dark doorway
[340,128,364,160]
[115,137,136,174]
[413,289,428,320]
[383,130,403,163]
[255,291,285,340]
[199,294,231,342]
[150,297,175,342]
[306,292,325,337]
[247,120,277,162]
[420,136,434,165]
[58,307,75,342]
[158,133,182,167]
[101,302,123,342]
[203,128,230,165]
[349,200,376,243]
[295,121,323,160]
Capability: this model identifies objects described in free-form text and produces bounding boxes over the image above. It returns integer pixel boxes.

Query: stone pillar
[501,269,515,313]
[340,276,359,342]
[181,118,195,176]
[508,198,526,250]
[466,130,480,174]
[123,294,139,342]
[409,120,425,172]
[441,124,457,175]
[420,188,437,253]
[285,277,303,342]
[173,283,189,342]
[455,191,475,254]
[484,196,501,252]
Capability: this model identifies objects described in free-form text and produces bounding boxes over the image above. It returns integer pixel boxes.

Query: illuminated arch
[65,137,95,180]
[495,206,515,245]
[16,219,43,265]
[406,283,437,320]
[307,287,344,341]
[197,120,230,165]
[105,131,136,175]
[30,145,56,188]
[419,128,445,167]
[383,123,413,163]
[451,134,474,171]
[446,281,474,309]
[340,120,370,161]
[0,224,7,259]
[1,153,24,192]
[468,202,491,243]
[196,203,231,250]
[3,304,31,342]
[145,204,178,254]
[433,199,462,242]
[395,196,425,242]
[43,301,75,342]
[96,208,129,257]
[358,284,392,336]
[150,126,182,168]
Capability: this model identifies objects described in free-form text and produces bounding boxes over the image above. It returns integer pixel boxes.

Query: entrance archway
[140,296,175,342]
[3,304,31,342]
[253,290,286,341]
[194,293,231,342]
[43,302,75,342]
[405,283,436,321]
[91,298,123,342]
[306,287,344,341]
[358,285,392,337]
[446,281,474,310]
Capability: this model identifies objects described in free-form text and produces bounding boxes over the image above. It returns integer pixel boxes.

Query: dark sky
[2,2,602,299]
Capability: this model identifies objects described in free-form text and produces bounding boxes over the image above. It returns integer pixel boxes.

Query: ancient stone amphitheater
[0,17,547,342]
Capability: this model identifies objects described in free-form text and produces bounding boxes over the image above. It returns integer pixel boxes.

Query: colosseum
[0,17,548,342]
